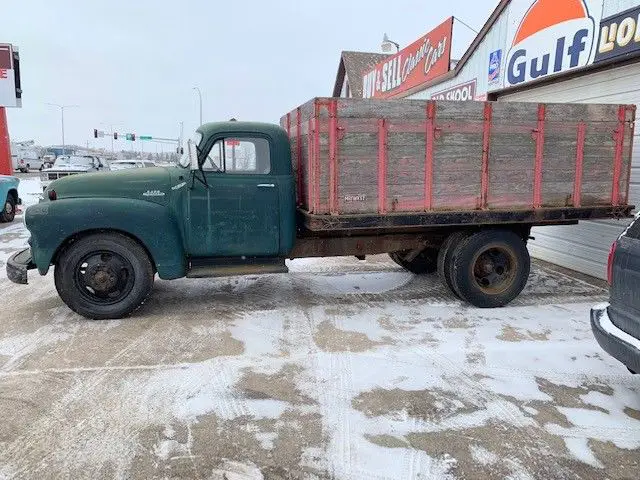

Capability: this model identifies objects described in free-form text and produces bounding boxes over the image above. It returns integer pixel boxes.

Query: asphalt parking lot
[0,178,639,479]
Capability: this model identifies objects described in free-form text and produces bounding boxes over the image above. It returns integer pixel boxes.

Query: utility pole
[46,103,79,155]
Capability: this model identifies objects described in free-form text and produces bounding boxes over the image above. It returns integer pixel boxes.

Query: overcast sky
[3,0,497,151]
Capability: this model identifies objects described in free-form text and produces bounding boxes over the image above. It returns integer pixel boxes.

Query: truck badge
[142,190,166,197]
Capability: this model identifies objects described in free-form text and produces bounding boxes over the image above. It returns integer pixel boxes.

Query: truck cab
[7,122,297,319]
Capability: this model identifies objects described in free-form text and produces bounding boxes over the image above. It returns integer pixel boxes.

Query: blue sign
[488,49,502,84]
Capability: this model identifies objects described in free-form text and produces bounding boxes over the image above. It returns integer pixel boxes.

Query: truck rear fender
[26,198,187,279]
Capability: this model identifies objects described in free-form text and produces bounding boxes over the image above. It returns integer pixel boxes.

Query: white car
[108,160,157,171]
[40,155,108,191]
[16,156,45,172]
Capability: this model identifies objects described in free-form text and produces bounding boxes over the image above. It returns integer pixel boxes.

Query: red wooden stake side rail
[480,102,492,209]
[377,119,387,214]
[424,101,436,211]
[328,99,339,215]
[296,107,302,206]
[611,104,627,206]
[533,104,546,209]
[625,105,637,205]
[307,117,315,213]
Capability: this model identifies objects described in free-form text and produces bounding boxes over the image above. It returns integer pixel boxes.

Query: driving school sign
[362,17,453,99]
[431,79,477,101]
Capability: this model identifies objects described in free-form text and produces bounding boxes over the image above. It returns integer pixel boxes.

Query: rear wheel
[54,233,154,319]
[389,248,438,274]
[450,230,530,308]
[437,231,470,298]
[0,195,16,223]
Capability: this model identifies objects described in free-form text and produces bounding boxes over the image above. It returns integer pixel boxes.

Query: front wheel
[54,233,155,319]
[450,230,530,308]
[0,195,16,223]
[389,248,438,274]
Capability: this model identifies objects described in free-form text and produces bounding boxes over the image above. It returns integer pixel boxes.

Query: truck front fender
[25,198,187,279]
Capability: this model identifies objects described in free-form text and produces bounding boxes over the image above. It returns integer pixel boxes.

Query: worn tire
[0,195,16,223]
[389,248,438,274]
[437,231,470,298]
[450,230,530,308]
[54,233,154,320]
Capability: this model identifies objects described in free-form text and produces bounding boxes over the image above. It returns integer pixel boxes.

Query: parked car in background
[109,160,156,171]
[41,154,56,169]
[16,156,45,173]
[592,213,640,374]
[0,174,20,223]
[40,155,108,191]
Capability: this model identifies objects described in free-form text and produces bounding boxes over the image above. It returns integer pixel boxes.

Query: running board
[187,257,289,278]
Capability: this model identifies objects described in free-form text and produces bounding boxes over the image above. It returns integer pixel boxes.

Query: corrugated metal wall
[498,62,640,279]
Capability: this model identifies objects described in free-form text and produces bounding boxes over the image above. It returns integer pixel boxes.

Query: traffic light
[93,129,98,138]
[114,132,118,140]
[131,133,136,141]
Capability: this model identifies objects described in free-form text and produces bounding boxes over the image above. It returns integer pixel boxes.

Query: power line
[454,16,479,35]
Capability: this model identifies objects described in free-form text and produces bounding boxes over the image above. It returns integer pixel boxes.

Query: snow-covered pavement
[0,176,639,479]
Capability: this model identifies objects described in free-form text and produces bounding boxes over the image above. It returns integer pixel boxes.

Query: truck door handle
[257,183,275,188]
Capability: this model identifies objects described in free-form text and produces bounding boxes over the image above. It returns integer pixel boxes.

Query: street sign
[139,135,152,140]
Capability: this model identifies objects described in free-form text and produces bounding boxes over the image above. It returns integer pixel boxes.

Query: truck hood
[47,167,175,205]
[0,175,19,188]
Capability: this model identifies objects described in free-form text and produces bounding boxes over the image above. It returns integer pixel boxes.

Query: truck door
[187,136,280,257]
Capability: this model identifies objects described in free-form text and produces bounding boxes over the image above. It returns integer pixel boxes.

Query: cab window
[202,137,270,174]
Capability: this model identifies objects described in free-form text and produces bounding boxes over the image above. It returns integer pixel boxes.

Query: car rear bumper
[591,304,640,374]
[6,248,36,285]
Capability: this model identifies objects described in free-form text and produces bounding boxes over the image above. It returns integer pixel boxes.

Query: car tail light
[607,241,617,285]
[48,189,57,201]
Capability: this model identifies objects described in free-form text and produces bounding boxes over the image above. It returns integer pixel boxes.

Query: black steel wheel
[450,230,530,308]
[54,233,154,319]
[389,248,438,274]
[0,195,16,223]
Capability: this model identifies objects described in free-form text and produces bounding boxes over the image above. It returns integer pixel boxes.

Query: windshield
[53,156,95,168]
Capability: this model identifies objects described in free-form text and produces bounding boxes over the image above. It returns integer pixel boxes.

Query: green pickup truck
[6,98,635,319]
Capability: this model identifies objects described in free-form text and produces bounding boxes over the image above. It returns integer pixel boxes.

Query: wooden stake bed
[281,98,635,226]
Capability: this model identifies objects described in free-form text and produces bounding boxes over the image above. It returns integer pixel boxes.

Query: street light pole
[46,103,79,155]
[192,87,202,126]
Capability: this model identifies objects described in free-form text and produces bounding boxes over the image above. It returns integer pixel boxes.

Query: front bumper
[591,304,640,374]
[6,248,36,285]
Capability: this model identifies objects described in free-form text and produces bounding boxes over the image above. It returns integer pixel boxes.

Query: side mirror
[189,140,198,170]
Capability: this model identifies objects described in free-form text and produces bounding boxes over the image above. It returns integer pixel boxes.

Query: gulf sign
[505,0,602,87]
[362,17,453,99]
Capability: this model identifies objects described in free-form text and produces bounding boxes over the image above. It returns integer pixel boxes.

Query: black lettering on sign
[595,5,640,63]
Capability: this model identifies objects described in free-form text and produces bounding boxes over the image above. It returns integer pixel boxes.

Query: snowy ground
[0,175,639,479]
